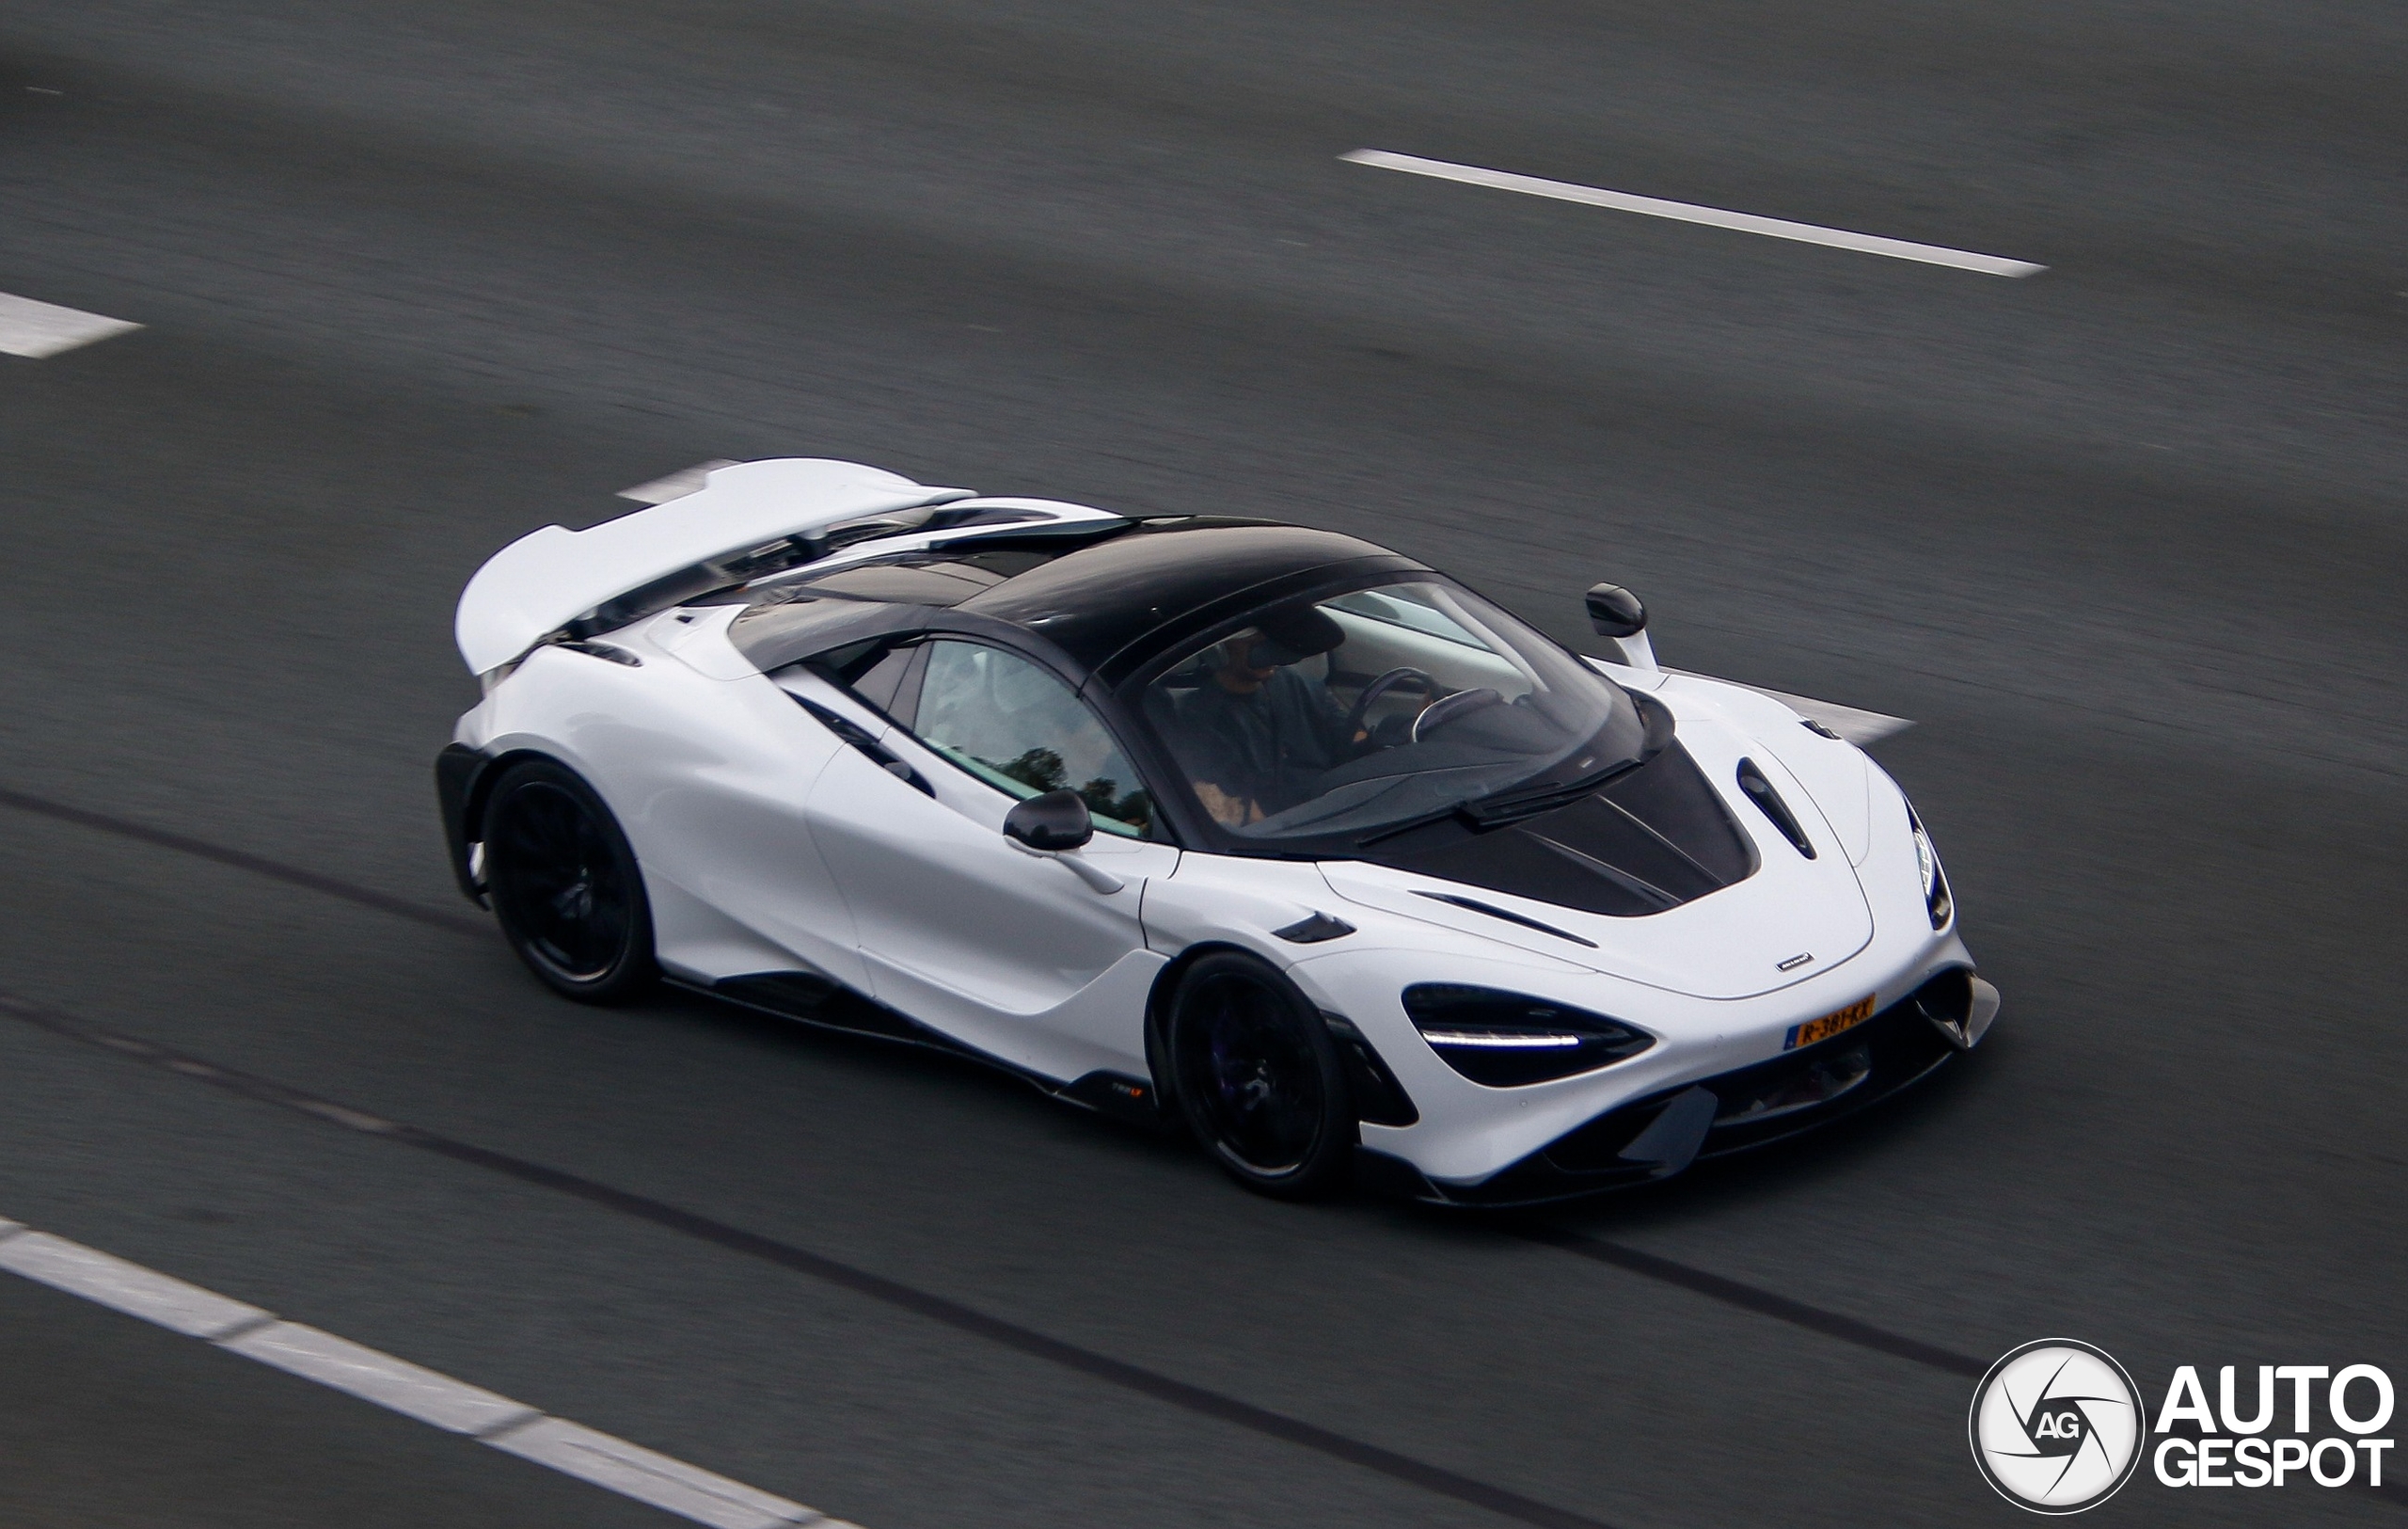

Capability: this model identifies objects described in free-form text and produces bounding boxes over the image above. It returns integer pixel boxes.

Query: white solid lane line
[221,1321,541,1437]
[0,291,143,358]
[493,1418,831,1529]
[621,460,739,504]
[1340,150,2046,278]
[0,1225,273,1339]
[0,1218,841,1529]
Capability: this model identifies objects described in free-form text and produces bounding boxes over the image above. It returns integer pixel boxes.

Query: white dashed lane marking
[0,292,143,357]
[1341,150,2046,278]
[0,1218,846,1529]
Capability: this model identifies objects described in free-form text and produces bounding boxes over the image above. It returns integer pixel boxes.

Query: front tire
[482,759,656,1004]
[1165,952,1354,1199]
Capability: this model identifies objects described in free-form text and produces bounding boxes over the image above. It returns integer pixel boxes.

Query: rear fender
[434,743,567,905]
[435,742,494,904]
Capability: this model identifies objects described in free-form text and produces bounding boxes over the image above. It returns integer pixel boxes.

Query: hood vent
[1735,757,1815,859]
[1367,741,1760,918]
[1413,892,1597,948]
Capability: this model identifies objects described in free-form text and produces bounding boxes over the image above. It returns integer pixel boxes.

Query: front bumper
[1358,970,1988,1207]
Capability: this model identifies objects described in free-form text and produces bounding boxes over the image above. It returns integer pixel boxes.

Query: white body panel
[451,460,1984,1194]
[471,625,873,992]
[802,701,1179,1081]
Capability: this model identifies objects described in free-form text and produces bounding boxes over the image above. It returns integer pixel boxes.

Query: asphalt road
[2,2,2403,1525]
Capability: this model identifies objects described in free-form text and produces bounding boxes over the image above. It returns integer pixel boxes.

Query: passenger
[1177,608,1363,827]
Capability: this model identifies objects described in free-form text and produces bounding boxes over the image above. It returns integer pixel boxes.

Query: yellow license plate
[1784,995,1876,1051]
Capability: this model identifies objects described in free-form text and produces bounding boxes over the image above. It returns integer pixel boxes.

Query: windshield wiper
[1353,758,1638,848]
[1354,697,1672,847]
[1462,757,1642,827]
[1353,800,1484,849]
[1466,693,1675,826]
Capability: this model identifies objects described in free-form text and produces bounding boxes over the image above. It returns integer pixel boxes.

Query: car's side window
[808,636,923,720]
[911,640,1153,838]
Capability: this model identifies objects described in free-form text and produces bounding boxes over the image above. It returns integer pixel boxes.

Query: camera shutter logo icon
[1970,1339,2146,1513]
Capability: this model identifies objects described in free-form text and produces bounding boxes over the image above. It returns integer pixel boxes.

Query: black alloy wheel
[482,759,656,1003]
[1166,951,1355,1198]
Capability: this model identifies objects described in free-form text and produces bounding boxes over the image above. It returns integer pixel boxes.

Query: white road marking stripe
[221,1322,541,1437]
[0,1217,832,1528]
[620,460,739,504]
[491,1418,839,1529]
[0,291,144,357]
[0,1230,274,1338]
[1339,150,2046,278]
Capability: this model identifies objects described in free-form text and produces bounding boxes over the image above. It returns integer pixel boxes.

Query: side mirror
[1003,789,1095,852]
[1584,583,1647,639]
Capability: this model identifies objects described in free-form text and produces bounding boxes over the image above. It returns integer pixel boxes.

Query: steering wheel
[1409,687,1506,741]
[1344,667,1435,742]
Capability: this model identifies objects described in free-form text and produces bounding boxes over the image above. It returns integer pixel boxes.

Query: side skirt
[671,972,1172,1128]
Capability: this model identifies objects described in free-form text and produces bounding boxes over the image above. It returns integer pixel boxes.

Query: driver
[1175,607,1363,828]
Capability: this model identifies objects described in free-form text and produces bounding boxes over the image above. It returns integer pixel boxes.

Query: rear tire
[1165,952,1354,1199]
[482,759,656,1004]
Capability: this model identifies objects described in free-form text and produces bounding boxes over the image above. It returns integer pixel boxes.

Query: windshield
[1132,578,1647,845]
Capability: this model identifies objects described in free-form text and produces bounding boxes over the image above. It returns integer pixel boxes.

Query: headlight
[1908,805,1952,929]
[1402,983,1654,1087]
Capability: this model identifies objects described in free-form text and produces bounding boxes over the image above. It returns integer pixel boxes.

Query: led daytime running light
[1907,806,1952,930]
[1402,983,1655,1086]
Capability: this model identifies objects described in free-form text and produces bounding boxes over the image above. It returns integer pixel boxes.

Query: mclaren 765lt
[438,458,1997,1204]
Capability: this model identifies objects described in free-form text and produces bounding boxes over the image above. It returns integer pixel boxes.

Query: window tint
[914,641,1153,837]
[1134,578,1641,843]
[1324,587,1487,648]
[778,549,1067,608]
[806,637,921,716]
[799,563,1008,605]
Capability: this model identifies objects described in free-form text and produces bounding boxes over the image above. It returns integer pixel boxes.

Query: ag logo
[1970,1339,2146,1513]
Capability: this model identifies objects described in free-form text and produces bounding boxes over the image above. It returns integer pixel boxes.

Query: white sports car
[438,458,1997,1204]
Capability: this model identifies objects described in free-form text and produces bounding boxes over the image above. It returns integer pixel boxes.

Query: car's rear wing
[453,458,973,675]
